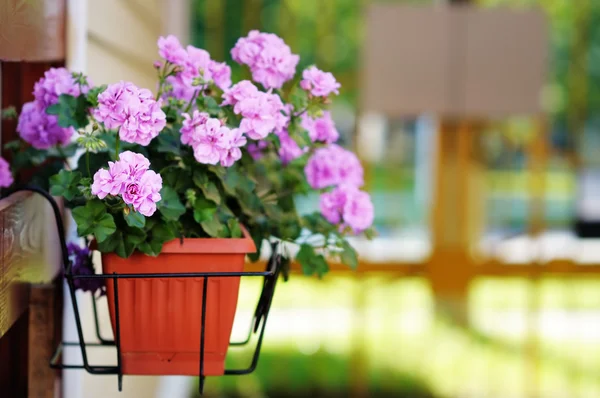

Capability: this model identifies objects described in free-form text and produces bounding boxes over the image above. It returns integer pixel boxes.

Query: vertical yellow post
[428,119,484,327]
[524,117,548,398]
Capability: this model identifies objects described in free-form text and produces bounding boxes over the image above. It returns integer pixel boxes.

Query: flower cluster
[7,31,375,274]
[0,157,13,188]
[34,67,89,107]
[320,185,375,234]
[304,144,364,189]
[94,81,167,146]
[231,30,299,89]
[158,35,232,101]
[300,66,341,98]
[301,111,339,144]
[276,131,306,165]
[91,151,162,216]
[223,80,286,140]
[17,101,74,149]
[180,110,246,166]
[16,67,87,149]
[67,243,104,294]
[305,145,374,234]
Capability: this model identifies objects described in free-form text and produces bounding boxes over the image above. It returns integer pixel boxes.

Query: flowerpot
[102,231,256,376]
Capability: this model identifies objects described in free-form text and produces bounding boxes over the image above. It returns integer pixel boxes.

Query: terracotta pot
[102,231,256,376]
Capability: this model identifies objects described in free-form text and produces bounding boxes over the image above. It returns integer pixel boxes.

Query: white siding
[87,0,164,89]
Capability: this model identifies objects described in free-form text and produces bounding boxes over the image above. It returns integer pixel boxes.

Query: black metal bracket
[4,185,282,395]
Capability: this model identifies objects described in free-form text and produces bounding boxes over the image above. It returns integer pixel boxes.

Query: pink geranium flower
[320,185,374,234]
[17,101,74,149]
[0,157,13,188]
[300,66,340,97]
[91,151,162,217]
[304,144,364,189]
[231,30,299,89]
[94,81,166,146]
[33,67,89,107]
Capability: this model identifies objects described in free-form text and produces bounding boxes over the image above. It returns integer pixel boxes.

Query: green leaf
[290,86,308,111]
[77,151,111,179]
[1,106,17,120]
[97,227,144,258]
[135,219,175,257]
[156,131,181,155]
[28,160,63,191]
[192,170,209,187]
[201,181,221,205]
[193,196,217,223]
[97,231,123,253]
[125,228,146,245]
[124,210,145,228]
[71,200,116,243]
[200,96,221,116]
[307,103,323,119]
[247,227,264,262]
[235,187,263,217]
[3,140,22,151]
[49,170,82,201]
[86,85,107,107]
[340,240,358,270]
[207,164,226,179]
[302,212,337,236]
[161,166,193,191]
[46,94,89,129]
[228,218,242,238]
[122,228,146,257]
[158,186,186,220]
[45,103,61,115]
[11,146,47,171]
[151,221,177,243]
[192,171,221,205]
[47,142,79,158]
[200,212,226,237]
[291,128,311,148]
[210,166,255,197]
[137,240,164,257]
[136,220,176,256]
[296,244,329,277]
[93,213,118,243]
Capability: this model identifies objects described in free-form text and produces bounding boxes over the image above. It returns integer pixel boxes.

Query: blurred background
[72,0,600,397]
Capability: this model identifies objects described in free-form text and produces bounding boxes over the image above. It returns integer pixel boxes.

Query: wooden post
[428,120,483,327]
[28,283,62,398]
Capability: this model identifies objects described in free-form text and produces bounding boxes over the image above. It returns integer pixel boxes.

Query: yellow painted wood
[204,0,225,61]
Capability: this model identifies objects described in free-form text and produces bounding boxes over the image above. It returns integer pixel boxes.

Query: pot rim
[94,225,257,255]
[159,225,256,254]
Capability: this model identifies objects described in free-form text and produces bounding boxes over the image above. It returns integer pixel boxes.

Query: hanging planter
[102,232,256,376]
[1,186,283,394]
[1,30,376,394]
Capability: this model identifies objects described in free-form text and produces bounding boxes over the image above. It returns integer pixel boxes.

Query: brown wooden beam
[28,282,62,398]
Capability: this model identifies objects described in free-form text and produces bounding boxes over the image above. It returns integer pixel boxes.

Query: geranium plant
[1,31,375,277]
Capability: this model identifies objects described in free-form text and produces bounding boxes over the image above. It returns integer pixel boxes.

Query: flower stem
[115,134,120,160]
[155,61,172,100]
[184,90,200,113]
[293,106,309,118]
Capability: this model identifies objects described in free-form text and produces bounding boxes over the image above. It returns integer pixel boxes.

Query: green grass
[195,276,600,398]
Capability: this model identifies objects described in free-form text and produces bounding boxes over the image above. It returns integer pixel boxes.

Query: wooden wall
[86,0,166,89]
[0,0,66,396]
